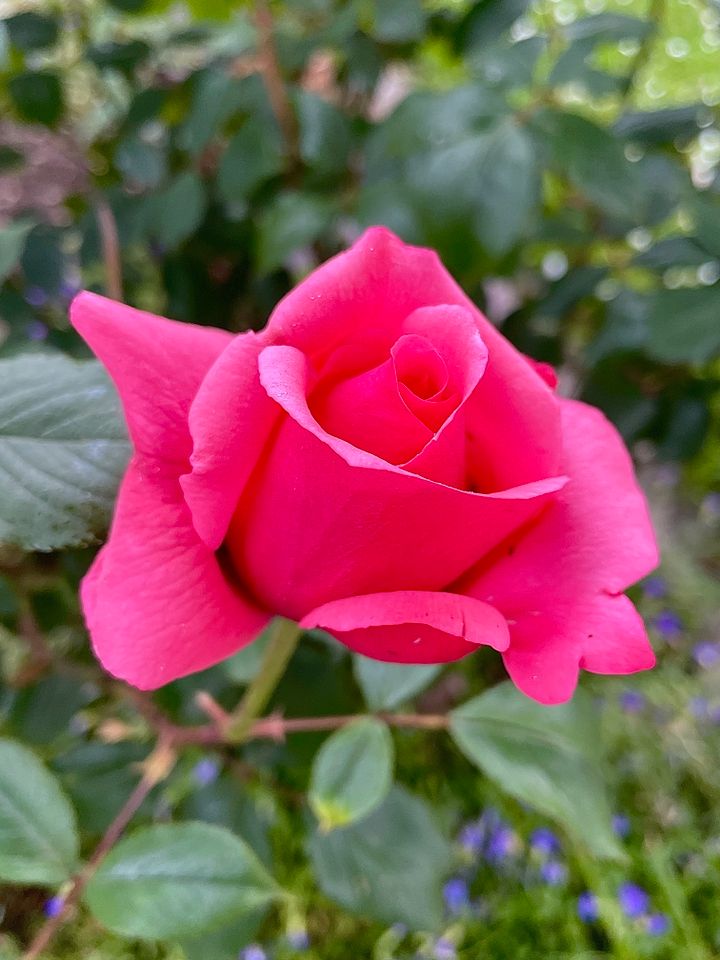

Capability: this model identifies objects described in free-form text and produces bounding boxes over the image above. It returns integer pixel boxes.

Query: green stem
[225,617,302,742]
[645,841,710,960]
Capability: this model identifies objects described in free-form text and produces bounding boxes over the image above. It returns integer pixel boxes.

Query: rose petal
[82,460,268,689]
[70,292,230,464]
[461,399,659,703]
[301,590,509,663]
[226,343,566,619]
[180,332,280,549]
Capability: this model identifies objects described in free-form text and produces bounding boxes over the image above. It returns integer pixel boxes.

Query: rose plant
[71,226,658,704]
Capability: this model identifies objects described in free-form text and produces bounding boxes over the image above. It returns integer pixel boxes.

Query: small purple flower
[240,947,266,960]
[618,882,650,919]
[653,610,682,638]
[43,897,64,918]
[26,320,48,341]
[577,891,598,923]
[539,860,568,886]
[620,690,645,714]
[612,814,631,838]
[458,820,485,856]
[24,286,48,308]
[642,575,667,599]
[485,824,517,864]
[434,938,457,960]
[192,756,220,787]
[287,929,310,950]
[689,697,709,719]
[443,876,470,914]
[646,913,671,936]
[693,642,720,669]
[529,827,560,857]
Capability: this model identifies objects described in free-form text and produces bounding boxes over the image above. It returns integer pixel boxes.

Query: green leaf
[0,219,34,283]
[0,354,130,551]
[5,12,59,50]
[409,118,538,254]
[223,631,271,685]
[449,682,623,859]
[178,70,247,157]
[107,0,150,11]
[461,0,531,52]
[371,0,426,43]
[88,40,150,74]
[353,657,441,711]
[540,111,643,222]
[309,718,394,831]
[8,71,63,125]
[0,738,79,885]
[150,172,207,248]
[0,146,24,172]
[256,191,334,274]
[85,822,280,941]
[563,12,650,41]
[645,287,720,364]
[180,910,269,960]
[115,136,167,190]
[217,117,284,204]
[614,105,705,145]
[296,90,352,177]
[309,786,452,930]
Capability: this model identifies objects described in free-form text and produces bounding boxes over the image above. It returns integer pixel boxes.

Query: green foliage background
[0,0,719,958]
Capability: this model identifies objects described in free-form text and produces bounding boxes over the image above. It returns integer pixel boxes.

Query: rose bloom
[71,228,658,704]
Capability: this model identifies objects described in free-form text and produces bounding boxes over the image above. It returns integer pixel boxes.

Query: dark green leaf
[217,118,285,204]
[88,40,150,73]
[0,219,34,283]
[150,172,207,248]
[309,787,452,930]
[8,72,63,125]
[0,354,130,551]
[180,910,268,960]
[85,822,280,940]
[635,237,710,270]
[0,145,24,171]
[614,105,706,144]
[645,287,720,364]
[115,136,168,190]
[461,0,531,52]
[5,12,59,50]
[296,90,352,176]
[10,674,96,745]
[223,632,271,685]
[309,718,394,830]
[256,192,334,274]
[450,682,623,859]
[177,70,247,156]
[0,738,79,885]
[371,0,426,43]
[564,13,651,41]
[107,0,150,11]
[586,289,648,362]
[353,657,441,710]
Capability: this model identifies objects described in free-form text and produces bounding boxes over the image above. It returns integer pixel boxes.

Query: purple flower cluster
[578,883,670,937]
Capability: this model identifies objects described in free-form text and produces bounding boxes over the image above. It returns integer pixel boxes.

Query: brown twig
[253,0,300,165]
[94,196,123,301]
[21,738,177,960]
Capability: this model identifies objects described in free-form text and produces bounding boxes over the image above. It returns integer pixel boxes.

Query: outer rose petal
[301,591,509,663]
[70,292,267,688]
[226,343,566,619]
[70,292,231,463]
[461,399,659,704]
[180,332,280,549]
[84,461,268,688]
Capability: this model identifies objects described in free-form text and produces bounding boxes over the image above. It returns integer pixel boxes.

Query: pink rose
[71,228,658,704]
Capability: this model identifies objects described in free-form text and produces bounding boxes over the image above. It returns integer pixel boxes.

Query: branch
[94,196,123,302]
[21,738,177,960]
[253,0,300,165]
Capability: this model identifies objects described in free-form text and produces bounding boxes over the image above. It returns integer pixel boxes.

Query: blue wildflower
[612,814,631,838]
[577,891,598,923]
[458,820,485,856]
[192,756,220,787]
[646,913,671,936]
[653,610,682,638]
[642,575,667,599]
[693,642,720,669]
[240,947,266,960]
[287,929,310,950]
[539,860,568,886]
[618,882,650,919]
[529,827,560,857]
[24,286,48,308]
[43,897,64,918]
[485,824,517,864]
[620,690,645,713]
[434,938,456,960]
[443,876,470,914]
